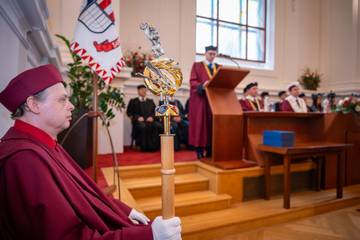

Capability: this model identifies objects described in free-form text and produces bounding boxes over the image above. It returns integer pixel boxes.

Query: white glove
[151,216,182,240]
[128,208,150,225]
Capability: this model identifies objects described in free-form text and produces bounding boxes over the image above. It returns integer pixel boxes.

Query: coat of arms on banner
[71,0,125,84]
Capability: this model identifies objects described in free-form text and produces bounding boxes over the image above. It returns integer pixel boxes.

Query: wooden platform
[181,186,360,240]
[101,161,360,240]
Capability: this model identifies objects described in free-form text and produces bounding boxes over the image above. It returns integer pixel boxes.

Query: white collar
[286,95,299,101]
[138,97,147,102]
[204,60,215,66]
[246,95,259,102]
[286,95,307,112]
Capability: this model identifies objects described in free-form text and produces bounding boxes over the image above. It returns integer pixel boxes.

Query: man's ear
[25,96,41,114]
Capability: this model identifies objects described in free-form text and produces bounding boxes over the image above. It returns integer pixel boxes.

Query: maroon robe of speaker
[188,62,219,148]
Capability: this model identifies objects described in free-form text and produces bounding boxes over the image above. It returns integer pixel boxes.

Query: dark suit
[274,101,282,112]
[126,98,162,151]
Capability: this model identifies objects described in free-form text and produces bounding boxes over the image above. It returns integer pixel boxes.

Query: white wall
[320,0,360,92]
[0,13,25,136]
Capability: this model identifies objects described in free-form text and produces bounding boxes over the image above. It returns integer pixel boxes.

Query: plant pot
[58,109,94,169]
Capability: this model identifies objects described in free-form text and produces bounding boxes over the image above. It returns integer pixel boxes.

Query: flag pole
[70,0,124,192]
[92,74,98,182]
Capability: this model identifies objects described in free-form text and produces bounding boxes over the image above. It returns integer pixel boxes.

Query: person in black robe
[159,98,189,151]
[184,98,189,121]
[126,85,162,151]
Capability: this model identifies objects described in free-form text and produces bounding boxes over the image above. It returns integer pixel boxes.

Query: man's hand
[138,116,145,122]
[129,209,150,225]
[146,116,154,122]
[173,116,181,123]
[151,216,182,240]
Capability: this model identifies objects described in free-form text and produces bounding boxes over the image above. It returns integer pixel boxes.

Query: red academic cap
[0,64,63,113]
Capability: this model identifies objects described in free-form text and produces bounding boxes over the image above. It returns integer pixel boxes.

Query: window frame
[196,0,268,63]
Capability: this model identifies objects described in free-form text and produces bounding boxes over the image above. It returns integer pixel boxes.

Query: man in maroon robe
[239,82,264,112]
[280,82,308,113]
[239,85,249,110]
[189,46,220,159]
[274,91,287,112]
[0,65,181,240]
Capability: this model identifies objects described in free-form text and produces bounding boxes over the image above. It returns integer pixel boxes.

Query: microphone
[218,53,240,68]
[218,53,231,58]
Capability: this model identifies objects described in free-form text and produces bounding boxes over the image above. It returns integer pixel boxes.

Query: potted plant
[298,68,322,91]
[123,46,154,76]
[56,34,125,168]
[336,95,360,115]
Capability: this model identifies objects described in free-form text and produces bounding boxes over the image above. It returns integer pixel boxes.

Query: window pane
[197,0,217,18]
[240,0,247,24]
[218,22,246,59]
[196,17,218,54]
[247,27,265,61]
[219,0,240,23]
[248,0,265,27]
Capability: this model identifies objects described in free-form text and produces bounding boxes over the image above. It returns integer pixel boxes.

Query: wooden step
[124,173,209,199]
[118,162,198,179]
[137,191,232,219]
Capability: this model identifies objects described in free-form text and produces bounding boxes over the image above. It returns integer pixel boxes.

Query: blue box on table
[263,130,295,147]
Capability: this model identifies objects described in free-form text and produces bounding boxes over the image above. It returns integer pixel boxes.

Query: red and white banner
[71,0,125,84]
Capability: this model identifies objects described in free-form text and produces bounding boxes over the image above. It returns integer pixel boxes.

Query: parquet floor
[219,205,360,240]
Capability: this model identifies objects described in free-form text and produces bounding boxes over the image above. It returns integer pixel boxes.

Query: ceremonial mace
[137,23,183,218]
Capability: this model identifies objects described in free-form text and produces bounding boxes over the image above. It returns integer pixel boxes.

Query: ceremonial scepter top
[137,23,183,134]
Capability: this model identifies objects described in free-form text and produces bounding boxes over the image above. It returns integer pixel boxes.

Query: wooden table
[257,142,352,209]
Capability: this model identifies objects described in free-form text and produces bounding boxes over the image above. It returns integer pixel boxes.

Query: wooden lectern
[205,67,256,169]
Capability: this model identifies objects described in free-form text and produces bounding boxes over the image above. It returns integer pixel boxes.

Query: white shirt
[286,95,308,113]
[246,95,260,102]
[203,60,215,67]
[138,97,147,102]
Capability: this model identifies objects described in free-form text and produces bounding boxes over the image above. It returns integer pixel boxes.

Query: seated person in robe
[0,65,181,240]
[260,91,272,112]
[126,84,162,151]
[184,98,189,121]
[274,90,287,112]
[280,82,308,112]
[299,93,312,112]
[323,91,337,113]
[239,82,264,112]
[310,93,324,112]
[239,86,249,109]
[159,97,189,151]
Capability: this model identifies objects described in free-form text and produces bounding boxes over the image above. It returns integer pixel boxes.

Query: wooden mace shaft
[160,134,175,219]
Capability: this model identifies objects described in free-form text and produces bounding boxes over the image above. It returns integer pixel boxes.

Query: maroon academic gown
[188,62,217,147]
[280,100,294,112]
[239,98,264,112]
[0,120,153,240]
